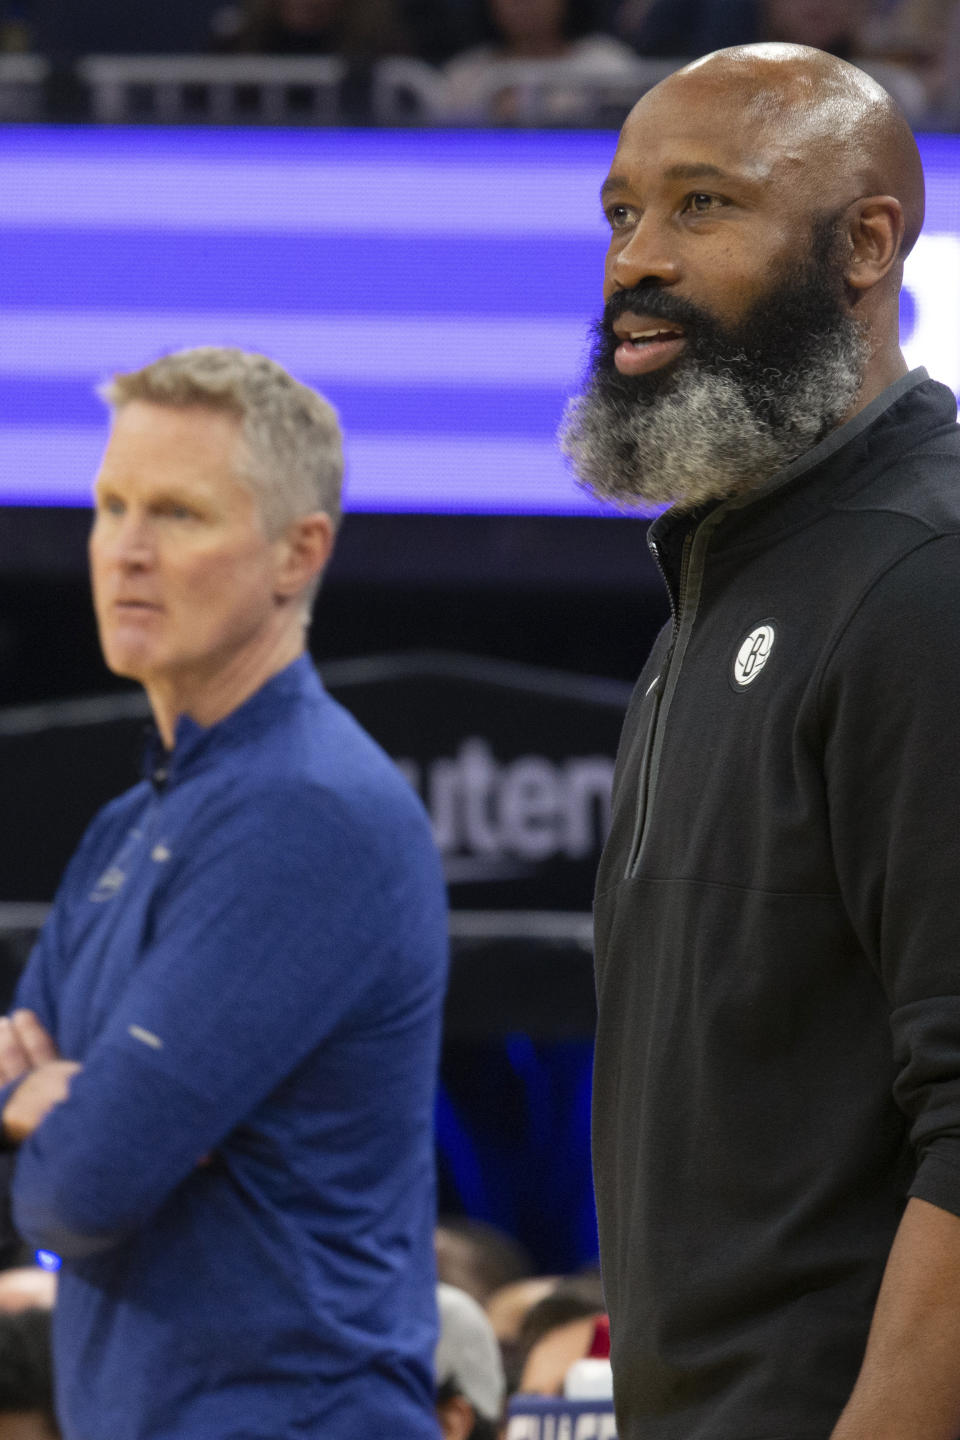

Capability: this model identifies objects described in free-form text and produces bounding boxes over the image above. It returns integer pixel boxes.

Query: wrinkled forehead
[611,62,861,203]
[612,99,772,185]
[618,74,805,177]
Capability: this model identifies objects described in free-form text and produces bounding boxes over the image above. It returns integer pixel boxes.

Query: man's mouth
[612,320,687,376]
[114,599,162,614]
[622,325,684,344]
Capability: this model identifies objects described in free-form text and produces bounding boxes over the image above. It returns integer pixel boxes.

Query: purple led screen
[1,126,958,515]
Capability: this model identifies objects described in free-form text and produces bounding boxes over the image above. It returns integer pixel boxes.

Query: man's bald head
[637,43,924,257]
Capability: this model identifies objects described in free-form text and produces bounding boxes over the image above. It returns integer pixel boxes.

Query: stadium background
[1,103,959,1275]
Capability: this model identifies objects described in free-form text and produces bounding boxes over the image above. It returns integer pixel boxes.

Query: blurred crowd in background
[1,0,958,127]
[0,1219,614,1438]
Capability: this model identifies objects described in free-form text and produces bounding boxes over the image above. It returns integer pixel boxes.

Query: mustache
[601,285,715,338]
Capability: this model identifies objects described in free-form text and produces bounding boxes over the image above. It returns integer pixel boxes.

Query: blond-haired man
[0,348,448,1440]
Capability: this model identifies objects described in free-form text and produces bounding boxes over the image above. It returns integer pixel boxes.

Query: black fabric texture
[592,377,960,1439]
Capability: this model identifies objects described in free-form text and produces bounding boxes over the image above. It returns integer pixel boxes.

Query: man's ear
[273,511,335,600]
[846,195,905,292]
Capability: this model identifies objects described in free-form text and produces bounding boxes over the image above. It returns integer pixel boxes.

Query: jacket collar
[648,369,957,573]
[142,654,320,791]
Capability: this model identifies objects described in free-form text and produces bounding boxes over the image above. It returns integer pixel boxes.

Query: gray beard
[557,321,870,513]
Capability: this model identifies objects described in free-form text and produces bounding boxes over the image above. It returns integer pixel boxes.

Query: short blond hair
[99,347,344,535]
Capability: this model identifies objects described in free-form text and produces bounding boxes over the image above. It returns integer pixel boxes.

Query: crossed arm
[0,1010,80,1145]
[5,1045,960,1437]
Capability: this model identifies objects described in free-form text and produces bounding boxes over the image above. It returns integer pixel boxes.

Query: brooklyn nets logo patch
[732,622,776,688]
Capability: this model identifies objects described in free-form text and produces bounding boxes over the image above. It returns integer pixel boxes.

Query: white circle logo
[733,624,776,687]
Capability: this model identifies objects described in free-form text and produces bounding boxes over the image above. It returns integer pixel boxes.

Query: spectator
[210,0,417,119]
[213,0,412,56]
[519,1316,602,1395]
[487,1272,605,1395]
[0,1309,58,1440]
[862,0,957,57]
[486,1275,560,1345]
[486,1276,561,1395]
[434,1218,533,1306]
[435,1284,506,1440]
[619,0,869,56]
[442,0,638,123]
[861,0,960,116]
[515,1283,608,1396]
[934,0,960,123]
[619,0,929,118]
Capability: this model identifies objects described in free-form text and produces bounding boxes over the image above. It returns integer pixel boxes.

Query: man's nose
[111,513,155,568]
[607,220,681,294]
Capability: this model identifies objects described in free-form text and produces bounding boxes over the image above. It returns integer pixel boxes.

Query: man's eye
[607,204,637,231]
[98,495,124,516]
[686,193,721,214]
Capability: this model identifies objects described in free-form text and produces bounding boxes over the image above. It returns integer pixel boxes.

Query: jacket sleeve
[0,819,115,1255]
[7,814,110,1041]
[4,790,146,1044]
[11,783,441,1259]
[819,533,960,1215]
[0,815,107,1141]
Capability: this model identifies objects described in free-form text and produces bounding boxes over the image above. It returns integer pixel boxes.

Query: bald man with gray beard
[560,43,960,1440]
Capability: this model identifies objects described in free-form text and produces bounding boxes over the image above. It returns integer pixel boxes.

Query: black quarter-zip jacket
[593,371,960,1439]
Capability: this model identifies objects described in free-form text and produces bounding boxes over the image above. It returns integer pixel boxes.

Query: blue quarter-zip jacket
[8,655,448,1440]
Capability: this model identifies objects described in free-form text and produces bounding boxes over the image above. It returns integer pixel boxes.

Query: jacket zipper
[626,513,722,878]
